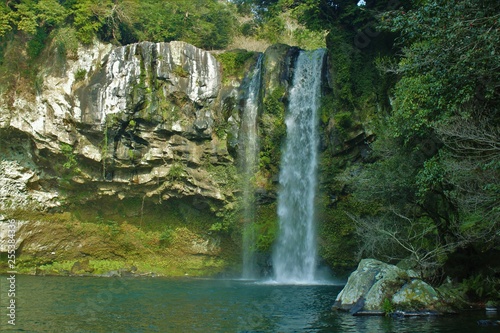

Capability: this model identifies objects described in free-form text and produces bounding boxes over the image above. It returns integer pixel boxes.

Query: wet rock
[392,279,440,309]
[477,320,499,326]
[101,270,121,277]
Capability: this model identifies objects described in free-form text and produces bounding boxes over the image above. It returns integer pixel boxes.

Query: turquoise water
[0,275,497,332]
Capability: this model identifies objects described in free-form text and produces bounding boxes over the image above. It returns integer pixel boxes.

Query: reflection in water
[0,275,497,333]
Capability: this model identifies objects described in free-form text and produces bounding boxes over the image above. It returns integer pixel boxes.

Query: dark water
[0,275,497,332]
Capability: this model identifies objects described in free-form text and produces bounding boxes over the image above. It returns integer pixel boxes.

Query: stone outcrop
[0,41,256,275]
[0,41,238,211]
[333,259,449,314]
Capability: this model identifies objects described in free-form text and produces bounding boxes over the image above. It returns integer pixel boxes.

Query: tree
[133,0,236,50]
[0,3,14,36]
[0,0,68,36]
[72,0,138,44]
[381,0,499,238]
[350,210,465,278]
[340,0,499,283]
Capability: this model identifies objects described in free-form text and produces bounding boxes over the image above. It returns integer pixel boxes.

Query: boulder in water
[333,259,447,315]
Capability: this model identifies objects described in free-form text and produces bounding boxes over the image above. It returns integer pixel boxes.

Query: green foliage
[173,65,189,78]
[415,156,445,203]
[316,194,370,269]
[215,50,255,81]
[380,0,499,253]
[74,68,86,81]
[328,0,500,285]
[60,142,79,172]
[258,87,286,176]
[168,163,184,180]
[0,0,238,54]
[462,274,500,302]
[253,203,278,252]
[52,27,79,60]
[257,16,285,44]
[159,227,175,246]
[381,0,500,141]
[72,0,103,44]
[95,216,120,236]
[332,111,353,139]
[291,25,326,51]
[134,0,236,50]
[382,298,394,316]
[72,0,138,44]
[233,0,327,49]
[14,0,68,35]
[263,86,285,116]
[0,5,14,36]
[214,121,229,139]
[209,221,230,233]
[240,21,258,37]
[319,94,334,125]
[333,112,352,129]
[27,27,48,59]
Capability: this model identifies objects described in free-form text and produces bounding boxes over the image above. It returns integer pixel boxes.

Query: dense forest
[0,0,498,303]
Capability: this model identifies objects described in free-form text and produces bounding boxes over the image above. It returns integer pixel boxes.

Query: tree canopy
[0,0,237,49]
[242,0,499,295]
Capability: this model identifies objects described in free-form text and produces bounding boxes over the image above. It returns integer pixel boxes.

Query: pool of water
[0,275,497,332]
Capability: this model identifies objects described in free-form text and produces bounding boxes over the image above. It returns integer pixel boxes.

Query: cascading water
[241,54,263,279]
[272,49,325,284]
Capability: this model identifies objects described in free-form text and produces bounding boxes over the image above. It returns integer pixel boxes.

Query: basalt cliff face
[0,41,235,211]
[0,41,249,275]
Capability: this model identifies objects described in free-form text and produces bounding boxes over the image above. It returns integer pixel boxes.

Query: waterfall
[272,49,325,284]
[241,54,263,279]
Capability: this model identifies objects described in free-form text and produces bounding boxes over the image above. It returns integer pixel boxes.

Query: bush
[168,163,184,180]
[60,142,79,172]
[215,50,255,81]
[74,68,87,82]
[27,28,48,59]
[333,112,353,130]
[159,228,175,246]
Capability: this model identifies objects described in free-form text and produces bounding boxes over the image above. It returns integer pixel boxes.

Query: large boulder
[333,259,446,314]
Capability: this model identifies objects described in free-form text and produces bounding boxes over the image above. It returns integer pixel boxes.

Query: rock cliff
[0,41,251,275]
[0,41,237,212]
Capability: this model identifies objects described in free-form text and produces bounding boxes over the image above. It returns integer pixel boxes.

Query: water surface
[0,275,497,332]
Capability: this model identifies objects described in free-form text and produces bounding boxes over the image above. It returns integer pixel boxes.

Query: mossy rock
[392,280,440,311]
[334,259,450,314]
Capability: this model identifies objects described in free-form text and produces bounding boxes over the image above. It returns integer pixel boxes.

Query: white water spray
[241,55,263,279]
[272,49,325,284]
